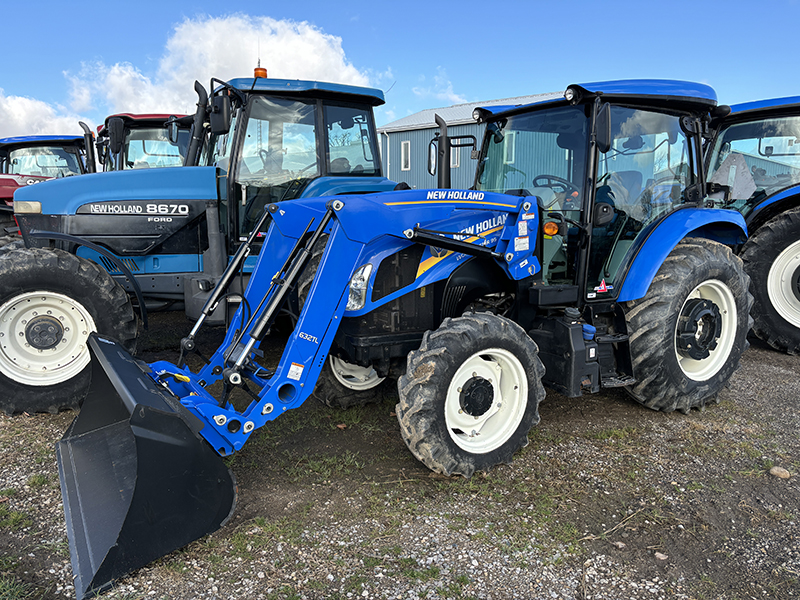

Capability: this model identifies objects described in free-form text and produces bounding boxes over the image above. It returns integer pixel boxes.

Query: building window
[450,146,460,169]
[503,131,516,165]
[401,140,411,171]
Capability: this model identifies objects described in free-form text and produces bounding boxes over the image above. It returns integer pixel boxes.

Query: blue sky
[1,0,798,136]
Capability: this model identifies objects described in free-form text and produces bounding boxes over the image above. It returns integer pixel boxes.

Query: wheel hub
[459,376,494,417]
[25,315,64,350]
[792,263,800,303]
[676,298,722,360]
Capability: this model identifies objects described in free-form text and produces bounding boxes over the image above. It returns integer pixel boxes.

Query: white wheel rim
[445,348,527,454]
[674,279,737,381]
[329,356,385,391]
[0,291,96,386]
[767,239,800,328]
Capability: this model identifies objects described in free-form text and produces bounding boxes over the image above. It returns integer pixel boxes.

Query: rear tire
[622,239,752,413]
[0,248,137,415]
[740,208,800,354]
[396,313,544,477]
[0,212,17,235]
[0,235,22,257]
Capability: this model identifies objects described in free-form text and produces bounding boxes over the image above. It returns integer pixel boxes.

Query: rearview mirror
[596,103,611,154]
[107,117,125,156]
[209,95,232,135]
[166,117,179,144]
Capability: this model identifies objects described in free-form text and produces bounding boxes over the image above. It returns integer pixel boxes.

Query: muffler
[56,334,236,600]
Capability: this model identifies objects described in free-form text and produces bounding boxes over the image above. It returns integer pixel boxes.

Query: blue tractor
[705,97,800,353]
[54,80,753,599]
[1,73,397,414]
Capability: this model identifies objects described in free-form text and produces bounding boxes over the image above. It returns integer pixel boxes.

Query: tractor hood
[14,166,218,216]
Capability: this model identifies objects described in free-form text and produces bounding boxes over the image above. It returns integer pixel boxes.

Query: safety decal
[287,362,304,381]
[513,236,529,252]
[594,279,613,293]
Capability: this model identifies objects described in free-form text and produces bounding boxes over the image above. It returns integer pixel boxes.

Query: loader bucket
[56,334,236,600]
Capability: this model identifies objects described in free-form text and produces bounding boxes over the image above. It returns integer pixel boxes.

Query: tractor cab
[472,80,719,305]
[705,97,800,225]
[96,113,195,172]
[0,135,92,232]
[703,96,800,353]
[205,76,388,251]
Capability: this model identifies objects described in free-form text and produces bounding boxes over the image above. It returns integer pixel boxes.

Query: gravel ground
[0,316,798,600]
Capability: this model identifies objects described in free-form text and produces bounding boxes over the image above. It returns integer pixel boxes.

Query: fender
[748,184,800,230]
[24,230,148,328]
[616,207,747,302]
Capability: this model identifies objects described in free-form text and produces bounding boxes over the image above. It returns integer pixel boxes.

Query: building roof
[377,92,562,133]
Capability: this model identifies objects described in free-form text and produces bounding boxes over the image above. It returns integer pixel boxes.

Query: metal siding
[383,124,483,190]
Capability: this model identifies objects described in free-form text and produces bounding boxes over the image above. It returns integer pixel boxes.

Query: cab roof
[729,96,800,116]
[0,135,85,150]
[224,78,385,107]
[478,79,718,120]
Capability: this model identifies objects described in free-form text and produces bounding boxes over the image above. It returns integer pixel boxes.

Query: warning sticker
[514,236,529,252]
[522,212,536,220]
[517,220,528,236]
[287,362,304,381]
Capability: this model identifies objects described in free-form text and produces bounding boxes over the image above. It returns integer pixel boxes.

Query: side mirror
[596,103,611,154]
[107,117,125,156]
[209,95,231,135]
[427,137,437,176]
[593,202,615,227]
[166,117,179,144]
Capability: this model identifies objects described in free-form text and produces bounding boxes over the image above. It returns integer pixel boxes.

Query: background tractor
[705,97,800,353]
[2,71,397,414]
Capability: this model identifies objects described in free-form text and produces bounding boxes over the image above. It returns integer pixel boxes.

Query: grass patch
[0,505,32,531]
[26,474,48,488]
[0,576,34,600]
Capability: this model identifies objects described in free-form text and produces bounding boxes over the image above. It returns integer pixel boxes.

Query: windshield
[707,115,800,218]
[105,126,191,171]
[324,104,380,175]
[235,96,318,186]
[4,146,83,177]
[476,105,589,206]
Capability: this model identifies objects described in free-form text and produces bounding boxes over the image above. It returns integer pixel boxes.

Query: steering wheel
[533,174,580,195]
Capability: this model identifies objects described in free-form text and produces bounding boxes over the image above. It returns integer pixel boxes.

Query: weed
[26,474,48,488]
[0,576,34,600]
[0,505,32,531]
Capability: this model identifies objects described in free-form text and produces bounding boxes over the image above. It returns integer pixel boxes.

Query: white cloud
[412,67,467,105]
[0,90,87,137]
[0,14,372,137]
[76,14,372,116]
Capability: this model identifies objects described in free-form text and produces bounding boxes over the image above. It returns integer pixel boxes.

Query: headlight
[14,200,41,214]
[346,264,373,311]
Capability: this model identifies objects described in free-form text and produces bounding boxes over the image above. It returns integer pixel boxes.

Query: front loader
[57,80,754,599]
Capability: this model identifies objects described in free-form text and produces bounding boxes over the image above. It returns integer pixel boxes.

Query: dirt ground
[0,313,798,600]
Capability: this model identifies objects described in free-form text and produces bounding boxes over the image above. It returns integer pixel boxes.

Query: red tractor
[0,133,95,233]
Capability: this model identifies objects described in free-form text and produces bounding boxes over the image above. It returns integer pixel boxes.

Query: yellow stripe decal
[415,225,505,278]
[384,200,516,208]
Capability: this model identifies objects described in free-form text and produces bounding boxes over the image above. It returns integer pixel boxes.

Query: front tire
[741,208,800,354]
[623,238,752,413]
[396,313,545,477]
[311,356,388,409]
[0,248,137,414]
